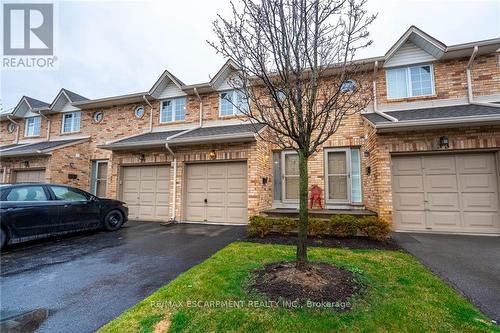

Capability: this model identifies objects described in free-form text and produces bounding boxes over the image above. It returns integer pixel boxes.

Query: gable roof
[62,89,89,102]
[149,69,186,98]
[23,96,50,109]
[384,26,446,65]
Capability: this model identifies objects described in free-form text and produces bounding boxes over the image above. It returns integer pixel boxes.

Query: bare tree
[210,0,375,270]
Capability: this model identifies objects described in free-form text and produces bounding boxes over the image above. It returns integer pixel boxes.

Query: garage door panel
[395,211,426,229]
[207,165,226,178]
[427,193,460,211]
[424,155,456,174]
[207,192,225,205]
[206,207,225,221]
[123,167,140,178]
[14,169,45,183]
[460,174,497,192]
[227,192,247,206]
[227,207,247,223]
[188,179,207,192]
[207,179,225,192]
[458,154,495,174]
[156,180,170,193]
[392,157,423,175]
[462,193,499,211]
[227,163,246,178]
[139,180,156,192]
[186,207,205,221]
[463,212,499,228]
[427,212,461,228]
[393,175,424,192]
[425,175,457,192]
[157,167,170,178]
[186,192,205,206]
[393,193,425,210]
[187,164,207,178]
[227,178,246,192]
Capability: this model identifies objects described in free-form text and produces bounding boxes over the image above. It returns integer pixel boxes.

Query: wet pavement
[0,222,245,333]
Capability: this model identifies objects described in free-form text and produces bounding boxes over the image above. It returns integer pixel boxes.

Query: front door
[324,148,362,205]
[282,151,299,202]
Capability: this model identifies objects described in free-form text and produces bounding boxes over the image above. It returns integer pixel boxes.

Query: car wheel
[0,227,8,250]
[103,210,124,231]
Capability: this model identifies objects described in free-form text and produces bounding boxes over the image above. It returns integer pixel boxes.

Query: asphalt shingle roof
[109,130,185,145]
[0,143,25,151]
[171,124,265,140]
[1,139,86,156]
[24,96,49,109]
[63,89,89,102]
[362,104,500,125]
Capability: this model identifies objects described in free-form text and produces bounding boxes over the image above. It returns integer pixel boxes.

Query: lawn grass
[99,242,499,333]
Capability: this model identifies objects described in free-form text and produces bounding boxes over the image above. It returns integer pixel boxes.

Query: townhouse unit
[1,26,500,234]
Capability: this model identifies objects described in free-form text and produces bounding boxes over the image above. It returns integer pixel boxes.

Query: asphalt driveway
[393,232,500,323]
[0,222,245,333]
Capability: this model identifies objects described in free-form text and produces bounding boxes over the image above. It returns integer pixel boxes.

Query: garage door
[120,165,170,221]
[13,169,45,183]
[392,153,500,234]
[185,162,247,224]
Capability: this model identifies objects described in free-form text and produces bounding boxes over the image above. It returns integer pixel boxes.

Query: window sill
[24,135,41,138]
[158,120,187,125]
[385,94,437,103]
[60,131,81,136]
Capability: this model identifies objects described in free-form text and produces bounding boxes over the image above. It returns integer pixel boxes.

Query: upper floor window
[161,97,186,123]
[386,64,434,99]
[219,90,248,117]
[25,116,41,137]
[62,111,81,133]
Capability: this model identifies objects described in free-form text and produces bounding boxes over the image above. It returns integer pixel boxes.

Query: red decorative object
[309,185,323,209]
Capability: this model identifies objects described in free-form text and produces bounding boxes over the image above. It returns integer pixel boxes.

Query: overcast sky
[1,0,499,109]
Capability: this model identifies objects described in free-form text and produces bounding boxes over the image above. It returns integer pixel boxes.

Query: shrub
[308,218,329,237]
[329,214,358,238]
[358,216,391,241]
[247,216,273,238]
[274,217,296,235]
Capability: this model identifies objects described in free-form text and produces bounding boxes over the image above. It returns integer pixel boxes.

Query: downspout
[466,46,500,108]
[372,61,398,122]
[165,142,177,222]
[35,110,51,140]
[143,95,154,132]
[7,115,20,143]
[194,87,203,126]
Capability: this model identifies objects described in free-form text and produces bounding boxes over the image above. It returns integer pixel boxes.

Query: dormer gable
[149,70,186,99]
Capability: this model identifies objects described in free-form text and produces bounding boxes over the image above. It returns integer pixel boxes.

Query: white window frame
[219,89,247,117]
[93,160,108,197]
[281,150,300,203]
[61,111,81,134]
[160,97,186,123]
[24,116,41,137]
[323,147,363,205]
[386,63,435,99]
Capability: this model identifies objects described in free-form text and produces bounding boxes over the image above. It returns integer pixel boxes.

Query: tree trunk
[296,148,309,270]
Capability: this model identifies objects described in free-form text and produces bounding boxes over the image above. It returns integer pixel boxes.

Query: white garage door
[120,165,170,221]
[13,169,46,183]
[392,153,500,234]
[185,162,247,224]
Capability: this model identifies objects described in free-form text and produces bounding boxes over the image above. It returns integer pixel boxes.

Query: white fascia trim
[375,114,500,130]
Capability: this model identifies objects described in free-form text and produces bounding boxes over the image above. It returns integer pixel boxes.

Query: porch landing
[261,208,376,219]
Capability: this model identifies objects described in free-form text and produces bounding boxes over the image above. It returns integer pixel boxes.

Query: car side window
[51,186,88,202]
[6,186,48,201]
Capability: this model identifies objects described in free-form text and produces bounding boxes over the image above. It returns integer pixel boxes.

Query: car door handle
[204,198,208,204]
[64,204,69,208]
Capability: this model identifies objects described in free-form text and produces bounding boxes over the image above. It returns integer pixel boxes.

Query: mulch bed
[244,234,400,250]
[249,261,361,311]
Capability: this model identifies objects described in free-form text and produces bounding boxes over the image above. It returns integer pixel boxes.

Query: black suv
[0,183,128,249]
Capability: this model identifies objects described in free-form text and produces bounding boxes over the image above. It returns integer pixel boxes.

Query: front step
[261,208,377,219]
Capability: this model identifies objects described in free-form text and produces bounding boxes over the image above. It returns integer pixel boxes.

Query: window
[25,116,41,137]
[325,148,362,204]
[93,111,103,123]
[340,79,357,93]
[91,161,108,197]
[160,97,186,122]
[7,122,16,133]
[51,185,88,201]
[135,106,145,119]
[6,185,47,201]
[219,90,248,116]
[386,64,434,99]
[62,112,81,133]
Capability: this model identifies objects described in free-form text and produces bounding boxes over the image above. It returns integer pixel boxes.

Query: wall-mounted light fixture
[262,176,268,185]
[439,136,449,149]
[23,161,29,168]
[69,162,75,169]
[138,154,146,162]
[208,150,216,160]
[364,150,370,157]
